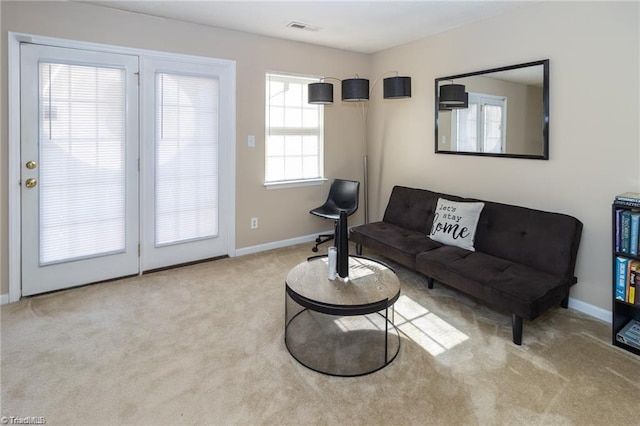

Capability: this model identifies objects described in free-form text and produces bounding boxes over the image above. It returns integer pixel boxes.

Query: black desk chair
[310,179,360,252]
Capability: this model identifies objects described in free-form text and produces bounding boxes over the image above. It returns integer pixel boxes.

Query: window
[265,73,323,185]
[452,92,506,153]
[38,60,127,264]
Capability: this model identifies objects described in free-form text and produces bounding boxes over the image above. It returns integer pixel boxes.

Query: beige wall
[0,1,369,295]
[368,1,640,311]
[2,1,639,314]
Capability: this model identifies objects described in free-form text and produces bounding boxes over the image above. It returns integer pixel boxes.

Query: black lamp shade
[439,92,469,110]
[383,76,412,99]
[308,82,334,104]
[342,78,369,102]
[439,84,466,105]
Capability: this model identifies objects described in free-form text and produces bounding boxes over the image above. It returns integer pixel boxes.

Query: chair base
[312,233,334,252]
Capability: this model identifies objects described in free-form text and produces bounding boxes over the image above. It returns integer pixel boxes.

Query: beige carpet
[2,244,639,425]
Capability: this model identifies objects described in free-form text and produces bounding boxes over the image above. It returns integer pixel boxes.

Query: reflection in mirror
[435,60,549,159]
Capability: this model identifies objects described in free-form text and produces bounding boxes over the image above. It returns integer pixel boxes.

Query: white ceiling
[79,0,535,53]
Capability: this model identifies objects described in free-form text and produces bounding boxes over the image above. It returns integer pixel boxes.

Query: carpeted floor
[2,244,639,425]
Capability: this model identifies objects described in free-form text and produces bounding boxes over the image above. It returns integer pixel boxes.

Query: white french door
[18,40,234,297]
[20,44,140,296]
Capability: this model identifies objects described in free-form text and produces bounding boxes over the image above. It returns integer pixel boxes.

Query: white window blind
[265,73,323,183]
[39,62,126,264]
[155,72,219,246]
[455,103,478,152]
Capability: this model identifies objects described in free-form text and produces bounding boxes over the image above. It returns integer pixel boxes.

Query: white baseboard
[235,237,614,324]
[234,231,331,257]
[568,297,611,323]
[1,238,613,323]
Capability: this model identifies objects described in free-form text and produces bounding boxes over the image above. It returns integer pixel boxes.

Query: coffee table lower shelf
[285,303,400,377]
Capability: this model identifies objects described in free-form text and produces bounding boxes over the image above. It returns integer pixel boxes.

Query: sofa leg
[560,294,569,309]
[355,244,362,255]
[426,277,434,289]
[512,314,523,345]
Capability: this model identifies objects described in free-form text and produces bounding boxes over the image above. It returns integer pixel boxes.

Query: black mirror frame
[435,59,549,160]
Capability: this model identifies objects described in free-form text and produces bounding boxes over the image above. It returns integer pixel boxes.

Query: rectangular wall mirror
[435,59,549,160]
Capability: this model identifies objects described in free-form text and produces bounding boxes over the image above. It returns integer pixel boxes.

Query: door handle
[25,178,37,188]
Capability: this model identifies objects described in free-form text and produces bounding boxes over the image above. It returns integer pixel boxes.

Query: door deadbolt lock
[26,161,37,169]
[25,178,37,188]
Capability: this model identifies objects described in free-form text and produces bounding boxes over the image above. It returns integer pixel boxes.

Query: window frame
[451,92,507,154]
[264,72,325,189]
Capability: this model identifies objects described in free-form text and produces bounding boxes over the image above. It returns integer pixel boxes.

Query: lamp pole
[363,154,369,224]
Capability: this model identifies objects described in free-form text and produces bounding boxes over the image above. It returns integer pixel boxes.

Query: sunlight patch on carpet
[394,295,469,355]
[333,315,383,332]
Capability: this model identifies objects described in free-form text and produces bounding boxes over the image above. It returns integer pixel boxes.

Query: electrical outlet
[250,217,258,229]
[248,135,256,147]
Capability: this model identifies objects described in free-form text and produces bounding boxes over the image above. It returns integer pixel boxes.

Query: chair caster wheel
[315,238,322,243]
[312,247,319,252]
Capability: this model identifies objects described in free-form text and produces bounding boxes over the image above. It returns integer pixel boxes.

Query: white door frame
[7,32,237,303]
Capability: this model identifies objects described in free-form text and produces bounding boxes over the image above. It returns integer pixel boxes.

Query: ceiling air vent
[286,21,320,32]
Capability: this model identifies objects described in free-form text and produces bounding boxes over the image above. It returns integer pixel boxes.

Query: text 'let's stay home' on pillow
[429,198,485,251]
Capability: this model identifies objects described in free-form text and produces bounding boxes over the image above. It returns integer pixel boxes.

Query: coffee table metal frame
[284,255,401,377]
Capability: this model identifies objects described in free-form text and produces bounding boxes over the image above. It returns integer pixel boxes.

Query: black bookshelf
[612,201,640,356]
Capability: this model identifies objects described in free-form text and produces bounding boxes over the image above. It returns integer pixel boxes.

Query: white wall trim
[4,210,615,327]
[234,231,331,257]
[234,233,614,325]
[8,33,23,303]
[568,297,611,323]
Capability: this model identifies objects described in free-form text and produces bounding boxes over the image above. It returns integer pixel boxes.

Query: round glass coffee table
[285,255,401,377]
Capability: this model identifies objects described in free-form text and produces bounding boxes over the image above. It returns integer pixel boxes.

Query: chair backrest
[328,179,360,215]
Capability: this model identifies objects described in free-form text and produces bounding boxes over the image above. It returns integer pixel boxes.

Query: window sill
[264,178,328,190]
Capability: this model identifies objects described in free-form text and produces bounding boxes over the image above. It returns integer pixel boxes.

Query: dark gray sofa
[350,186,583,345]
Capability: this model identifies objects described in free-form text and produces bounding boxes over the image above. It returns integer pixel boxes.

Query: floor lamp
[308,73,412,224]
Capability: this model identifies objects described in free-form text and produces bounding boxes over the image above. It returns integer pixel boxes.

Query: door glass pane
[39,62,126,264]
[155,73,219,246]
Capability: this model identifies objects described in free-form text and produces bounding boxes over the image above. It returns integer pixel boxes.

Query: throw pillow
[429,198,485,251]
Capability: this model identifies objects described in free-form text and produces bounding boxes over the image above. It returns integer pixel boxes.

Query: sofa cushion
[350,222,442,269]
[415,245,567,319]
[471,200,583,279]
[429,198,484,251]
[382,186,464,234]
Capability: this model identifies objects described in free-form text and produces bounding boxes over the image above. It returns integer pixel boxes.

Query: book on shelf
[635,268,640,306]
[615,209,640,255]
[615,209,624,253]
[614,199,640,209]
[616,192,640,203]
[616,256,630,301]
[616,319,640,350]
[631,213,640,256]
[615,209,624,252]
[628,260,640,304]
[620,211,632,254]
